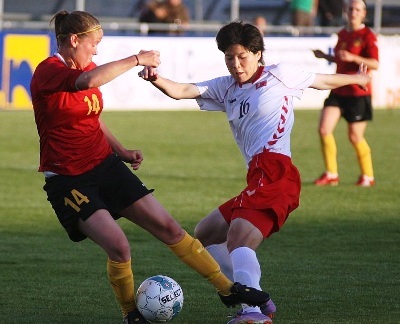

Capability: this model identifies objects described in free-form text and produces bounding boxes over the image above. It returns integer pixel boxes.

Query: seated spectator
[139,0,167,24]
[252,15,268,35]
[139,0,190,35]
[290,0,318,27]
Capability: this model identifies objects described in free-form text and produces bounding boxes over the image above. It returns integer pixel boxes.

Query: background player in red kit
[30,10,269,324]
[139,21,371,324]
[313,0,379,187]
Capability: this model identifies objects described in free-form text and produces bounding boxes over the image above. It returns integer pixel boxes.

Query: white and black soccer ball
[136,275,184,323]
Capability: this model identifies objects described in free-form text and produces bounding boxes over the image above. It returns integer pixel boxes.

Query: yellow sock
[321,134,338,174]
[167,231,233,295]
[107,258,135,316]
[354,139,374,177]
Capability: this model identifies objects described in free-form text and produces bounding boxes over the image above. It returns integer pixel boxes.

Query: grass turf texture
[0,109,399,324]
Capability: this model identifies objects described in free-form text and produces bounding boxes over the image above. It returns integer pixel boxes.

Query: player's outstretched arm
[311,63,371,90]
[139,66,200,100]
[76,50,160,90]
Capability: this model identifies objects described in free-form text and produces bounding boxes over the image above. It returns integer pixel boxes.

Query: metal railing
[0,14,398,36]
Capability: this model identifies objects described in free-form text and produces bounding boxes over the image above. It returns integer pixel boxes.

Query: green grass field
[0,109,399,323]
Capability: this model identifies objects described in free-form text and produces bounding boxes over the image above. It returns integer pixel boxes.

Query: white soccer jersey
[196,63,316,165]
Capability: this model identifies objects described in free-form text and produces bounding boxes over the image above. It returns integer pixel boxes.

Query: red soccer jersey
[30,55,112,175]
[333,26,379,97]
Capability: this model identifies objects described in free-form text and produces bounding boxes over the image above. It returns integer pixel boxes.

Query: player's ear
[70,34,79,48]
[256,50,262,61]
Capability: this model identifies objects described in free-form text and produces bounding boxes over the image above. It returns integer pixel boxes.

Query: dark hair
[216,21,265,65]
[51,11,101,46]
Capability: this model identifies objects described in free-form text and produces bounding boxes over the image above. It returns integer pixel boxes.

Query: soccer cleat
[260,299,276,318]
[314,172,339,186]
[356,175,375,187]
[236,299,276,319]
[219,282,270,308]
[123,309,149,324]
[227,312,273,324]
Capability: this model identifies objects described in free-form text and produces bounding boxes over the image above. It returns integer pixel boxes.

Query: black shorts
[324,92,373,122]
[43,154,153,242]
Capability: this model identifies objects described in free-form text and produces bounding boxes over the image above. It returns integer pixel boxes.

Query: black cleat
[123,309,149,324]
[218,282,270,308]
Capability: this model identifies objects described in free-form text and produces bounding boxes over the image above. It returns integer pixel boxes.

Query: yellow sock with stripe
[321,134,338,174]
[167,231,233,295]
[107,258,135,316]
[354,139,374,177]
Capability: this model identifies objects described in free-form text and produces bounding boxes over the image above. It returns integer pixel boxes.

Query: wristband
[134,54,140,66]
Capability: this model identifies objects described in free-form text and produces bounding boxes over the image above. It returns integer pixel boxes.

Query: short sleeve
[269,63,316,90]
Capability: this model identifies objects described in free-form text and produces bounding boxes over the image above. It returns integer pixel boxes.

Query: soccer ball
[136,275,184,323]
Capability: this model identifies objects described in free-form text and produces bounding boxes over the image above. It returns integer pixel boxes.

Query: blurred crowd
[138,0,190,34]
[137,0,346,36]
[290,0,345,27]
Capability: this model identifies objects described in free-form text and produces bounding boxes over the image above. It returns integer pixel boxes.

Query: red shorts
[219,151,301,238]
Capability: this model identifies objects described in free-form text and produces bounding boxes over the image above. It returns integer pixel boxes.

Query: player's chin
[232,74,246,84]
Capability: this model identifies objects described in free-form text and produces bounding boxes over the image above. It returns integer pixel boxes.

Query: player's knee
[349,134,364,144]
[194,223,211,246]
[319,127,331,137]
[108,239,131,262]
[193,223,203,241]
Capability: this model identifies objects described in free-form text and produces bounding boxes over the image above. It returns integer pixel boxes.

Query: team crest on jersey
[353,38,362,47]
[256,80,267,89]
